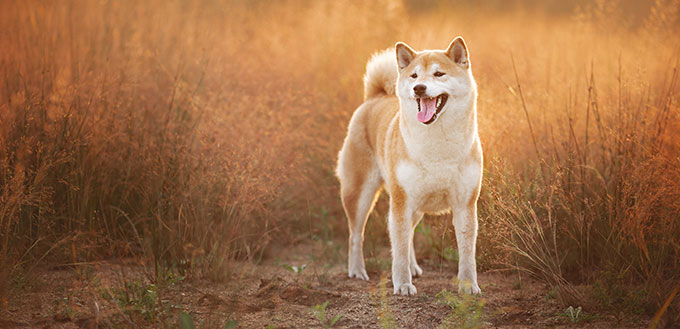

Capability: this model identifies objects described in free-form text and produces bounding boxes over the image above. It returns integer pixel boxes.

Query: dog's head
[395,37,474,125]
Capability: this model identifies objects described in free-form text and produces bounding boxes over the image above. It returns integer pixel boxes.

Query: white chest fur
[395,153,480,214]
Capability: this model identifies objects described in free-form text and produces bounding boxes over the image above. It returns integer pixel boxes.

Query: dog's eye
[434,71,445,77]
[410,73,418,79]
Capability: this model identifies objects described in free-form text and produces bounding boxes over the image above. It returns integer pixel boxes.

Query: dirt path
[3,242,649,328]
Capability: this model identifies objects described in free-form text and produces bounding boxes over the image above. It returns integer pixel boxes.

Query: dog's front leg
[389,201,416,295]
[453,203,481,294]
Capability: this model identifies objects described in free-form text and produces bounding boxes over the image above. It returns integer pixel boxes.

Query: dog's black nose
[413,84,427,96]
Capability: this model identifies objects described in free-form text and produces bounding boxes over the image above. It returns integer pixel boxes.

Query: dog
[336,37,482,296]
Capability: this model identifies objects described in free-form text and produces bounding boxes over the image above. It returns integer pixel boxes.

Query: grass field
[1,0,679,327]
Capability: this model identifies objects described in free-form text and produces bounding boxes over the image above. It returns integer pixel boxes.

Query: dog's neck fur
[397,86,478,161]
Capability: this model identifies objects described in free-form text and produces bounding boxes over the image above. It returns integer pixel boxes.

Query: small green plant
[544,287,556,301]
[558,306,594,323]
[365,257,391,273]
[415,222,458,267]
[282,263,307,275]
[312,207,333,243]
[310,207,343,262]
[53,289,77,322]
[158,269,185,286]
[314,265,331,286]
[592,271,648,315]
[178,312,196,329]
[311,301,343,328]
[436,288,485,329]
[100,280,160,321]
[441,247,459,264]
[372,274,398,329]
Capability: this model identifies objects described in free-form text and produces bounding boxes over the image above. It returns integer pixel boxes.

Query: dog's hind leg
[409,212,424,278]
[338,140,382,280]
[342,167,382,280]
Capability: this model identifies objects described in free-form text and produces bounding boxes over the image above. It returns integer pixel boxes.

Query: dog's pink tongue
[418,98,436,123]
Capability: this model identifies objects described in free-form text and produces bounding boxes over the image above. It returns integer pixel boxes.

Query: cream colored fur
[363,49,398,100]
[336,37,482,296]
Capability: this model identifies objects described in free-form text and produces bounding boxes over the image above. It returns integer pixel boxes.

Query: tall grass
[0,0,678,320]
[0,0,312,289]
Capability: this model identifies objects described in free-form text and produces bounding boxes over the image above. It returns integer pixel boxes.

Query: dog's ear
[445,37,469,68]
[395,42,416,70]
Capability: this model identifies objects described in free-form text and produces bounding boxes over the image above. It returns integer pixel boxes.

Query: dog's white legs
[343,169,382,281]
[409,213,424,278]
[453,204,481,294]
[389,203,417,295]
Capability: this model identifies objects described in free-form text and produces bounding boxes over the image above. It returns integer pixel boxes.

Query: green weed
[100,280,161,322]
[372,274,399,329]
[178,312,195,329]
[558,306,594,323]
[415,222,458,268]
[313,264,332,286]
[53,289,77,322]
[311,301,343,329]
[311,207,343,263]
[544,287,557,301]
[282,263,307,275]
[435,288,485,329]
[365,257,391,273]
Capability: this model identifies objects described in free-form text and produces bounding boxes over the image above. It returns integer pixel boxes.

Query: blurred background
[1,0,679,324]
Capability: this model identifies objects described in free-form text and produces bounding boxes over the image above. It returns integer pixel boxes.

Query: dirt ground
[2,241,651,329]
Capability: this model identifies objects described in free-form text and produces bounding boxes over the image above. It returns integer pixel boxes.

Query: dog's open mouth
[416,94,448,125]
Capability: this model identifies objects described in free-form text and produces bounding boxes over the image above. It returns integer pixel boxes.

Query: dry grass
[1,0,679,323]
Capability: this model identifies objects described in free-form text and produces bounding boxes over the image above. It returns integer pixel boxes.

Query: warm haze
[1,0,679,328]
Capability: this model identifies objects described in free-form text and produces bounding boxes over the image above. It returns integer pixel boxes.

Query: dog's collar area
[415,93,448,125]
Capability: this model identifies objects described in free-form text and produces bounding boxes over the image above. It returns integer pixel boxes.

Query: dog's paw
[458,281,482,295]
[410,263,423,278]
[393,283,417,296]
[348,268,369,281]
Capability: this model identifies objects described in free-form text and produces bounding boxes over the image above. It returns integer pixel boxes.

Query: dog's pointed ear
[396,42,416,70]
[445,37,469,68]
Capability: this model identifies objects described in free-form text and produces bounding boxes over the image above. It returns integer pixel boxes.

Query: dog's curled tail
[363,48,397,100]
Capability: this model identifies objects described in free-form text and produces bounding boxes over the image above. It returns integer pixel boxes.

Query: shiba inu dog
[336,37,482,295]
